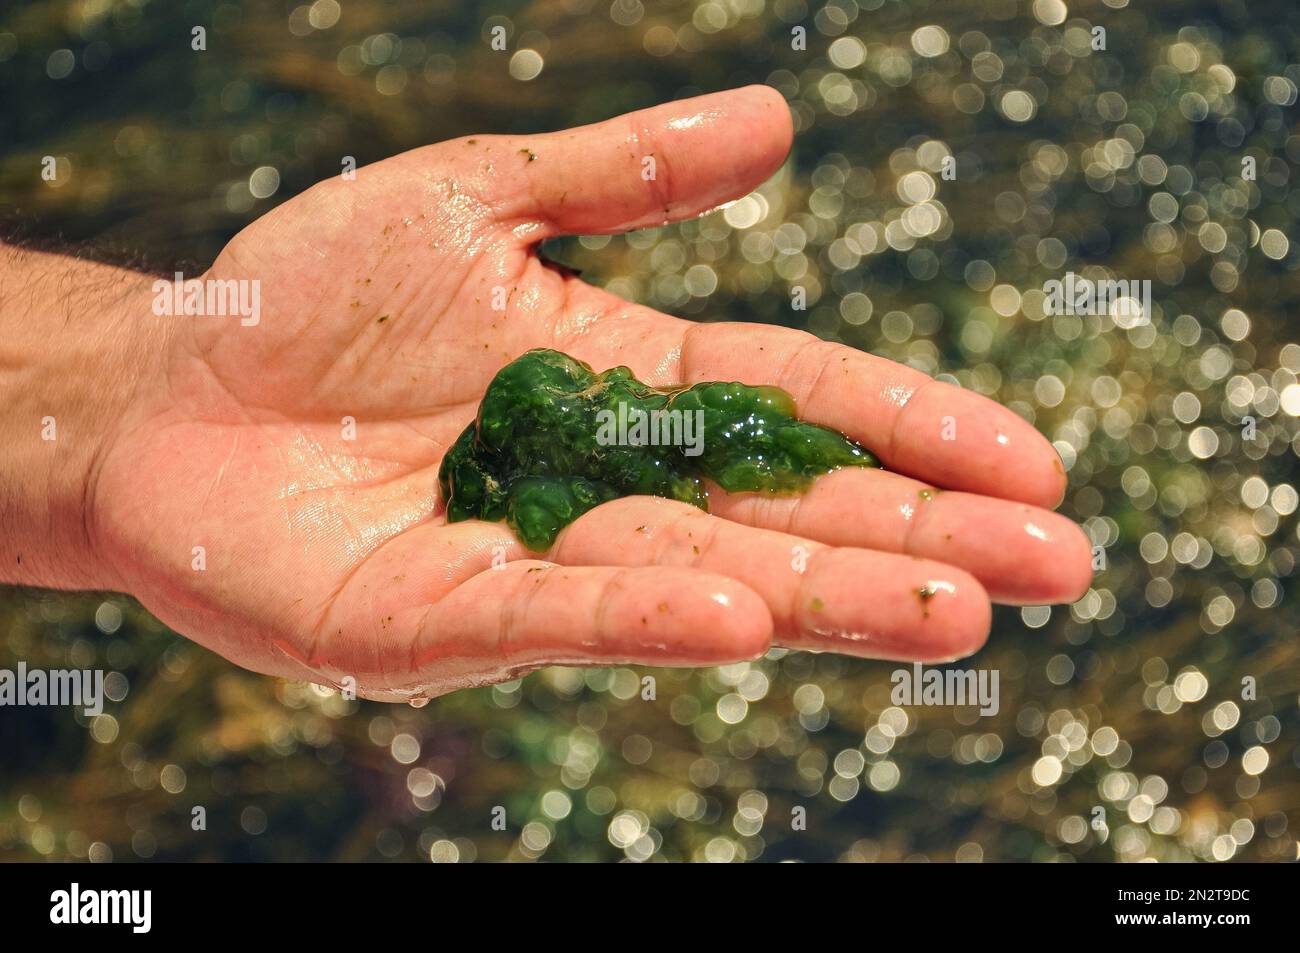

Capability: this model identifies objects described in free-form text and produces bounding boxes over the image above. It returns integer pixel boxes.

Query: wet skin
[59,87,1094,701]
[439,348,878,549]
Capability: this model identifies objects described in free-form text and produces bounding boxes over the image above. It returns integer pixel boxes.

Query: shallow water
[1,0,1297,862]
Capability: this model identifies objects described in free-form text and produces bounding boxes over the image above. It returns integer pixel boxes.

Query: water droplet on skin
[409,697,430,709]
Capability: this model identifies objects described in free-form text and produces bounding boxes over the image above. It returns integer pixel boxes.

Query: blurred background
[2,0,1298,862]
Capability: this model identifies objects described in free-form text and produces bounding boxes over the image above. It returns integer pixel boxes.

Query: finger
[315,517,774,699]
[482,85,793,238]
[412,561,773,686]
[673,321,1068,508]
[551,497,992,663]
[707,467,1093,606]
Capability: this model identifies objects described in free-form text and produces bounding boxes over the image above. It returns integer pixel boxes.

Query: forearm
[0,243,162,591]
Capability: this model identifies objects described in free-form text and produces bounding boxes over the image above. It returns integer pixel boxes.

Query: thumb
[484,85,793,238]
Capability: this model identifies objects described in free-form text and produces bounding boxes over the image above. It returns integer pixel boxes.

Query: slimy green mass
[438,348,879,550]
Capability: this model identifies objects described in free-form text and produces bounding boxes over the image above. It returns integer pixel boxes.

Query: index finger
[677,321,1067,508]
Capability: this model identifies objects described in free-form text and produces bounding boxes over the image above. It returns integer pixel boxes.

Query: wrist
[0,244,166,592]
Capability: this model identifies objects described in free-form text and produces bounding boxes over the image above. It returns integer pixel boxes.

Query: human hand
[3,87,1091,701]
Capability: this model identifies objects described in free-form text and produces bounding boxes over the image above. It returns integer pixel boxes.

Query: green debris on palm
[439,349,878,549]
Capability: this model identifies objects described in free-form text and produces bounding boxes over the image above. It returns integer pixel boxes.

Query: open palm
[93,87,1091,701]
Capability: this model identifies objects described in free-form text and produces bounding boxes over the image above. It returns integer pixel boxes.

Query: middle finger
[707,467,1093,606]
